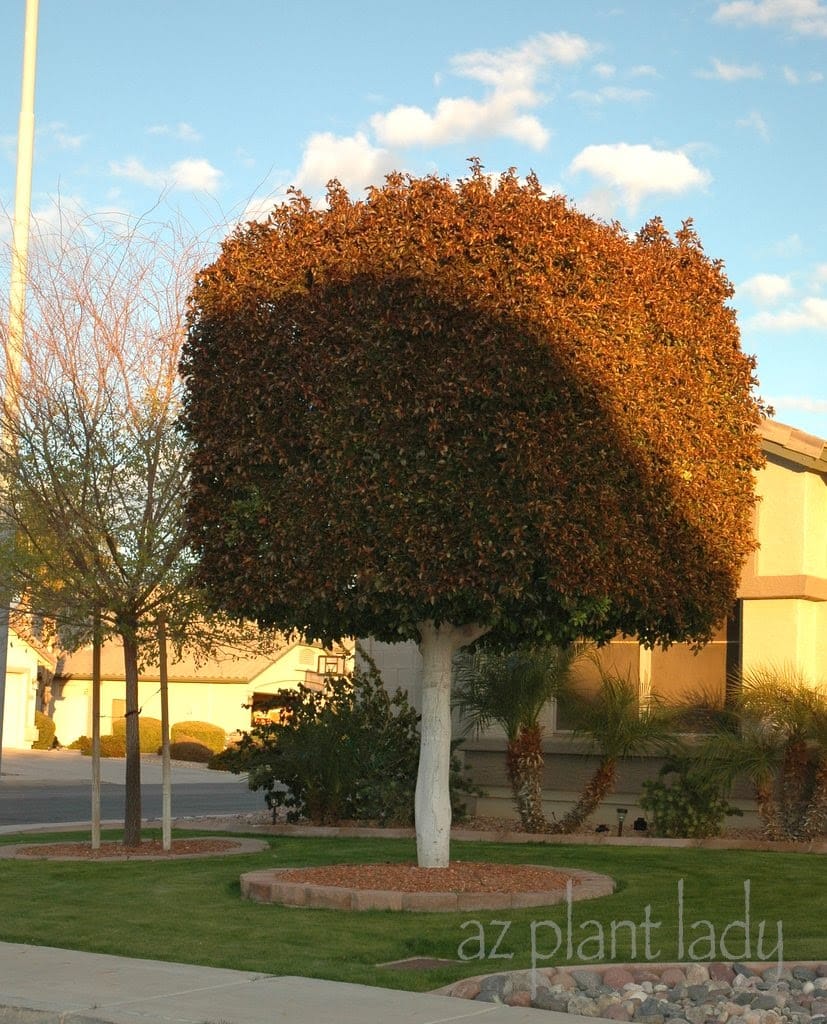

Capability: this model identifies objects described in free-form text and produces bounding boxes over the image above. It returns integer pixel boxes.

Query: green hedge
[171,720,226,753]
[100,734,126,758]
[31,711,56,750]
[75,734,127,758]
[169,739,214,763]
[112,715,163,753]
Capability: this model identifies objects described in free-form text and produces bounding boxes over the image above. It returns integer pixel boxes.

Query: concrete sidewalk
[0,747,248,785]
[0,942,573,1024]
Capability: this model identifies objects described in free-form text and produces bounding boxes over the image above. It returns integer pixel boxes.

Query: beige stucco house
[49,637,351,747]
[0,628,50,748]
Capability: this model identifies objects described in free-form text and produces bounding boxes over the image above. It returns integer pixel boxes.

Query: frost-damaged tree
[181,163,765,867]
[0,208,280,846]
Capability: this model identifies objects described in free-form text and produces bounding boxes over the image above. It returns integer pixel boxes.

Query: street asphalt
[0,747,264,830]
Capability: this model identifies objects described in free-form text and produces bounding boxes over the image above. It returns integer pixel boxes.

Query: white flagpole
[0,0,40,774]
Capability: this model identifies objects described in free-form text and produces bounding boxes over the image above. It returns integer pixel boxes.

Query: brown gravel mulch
[275,860,581,893]
[11,838,252,860]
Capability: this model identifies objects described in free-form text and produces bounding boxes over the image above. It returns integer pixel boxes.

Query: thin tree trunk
[91,609,101,850]
[801,758,827,840]
[506,725,549,832]
[415,620,487,868]
[121,625,142,847]
[781,737,809,838]
[556,757,617,834]
[158,614,172,851]
[755,776,782,840]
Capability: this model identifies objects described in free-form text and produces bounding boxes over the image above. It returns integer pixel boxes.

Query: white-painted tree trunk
[415,620,488,868]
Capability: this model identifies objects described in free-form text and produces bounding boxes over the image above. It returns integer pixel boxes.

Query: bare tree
[0,206,278,846]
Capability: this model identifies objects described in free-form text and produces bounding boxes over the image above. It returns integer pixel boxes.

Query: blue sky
[2,0,826,437]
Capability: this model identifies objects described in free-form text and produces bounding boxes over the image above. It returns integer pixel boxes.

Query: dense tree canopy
[182,164,764,651]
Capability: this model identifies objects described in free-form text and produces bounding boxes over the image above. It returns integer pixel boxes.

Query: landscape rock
[449,963,827,1023]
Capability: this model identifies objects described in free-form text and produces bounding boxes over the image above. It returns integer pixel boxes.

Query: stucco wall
[739,449,827,684]
[1,633,41,749]
[51,644,334,746]
[741,597,827,681]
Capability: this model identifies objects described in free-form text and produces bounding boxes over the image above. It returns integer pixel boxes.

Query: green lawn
[0,830,821,992]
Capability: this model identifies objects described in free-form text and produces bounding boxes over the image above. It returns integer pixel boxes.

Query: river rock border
[239,865,614,912]
[436,961,827,1021]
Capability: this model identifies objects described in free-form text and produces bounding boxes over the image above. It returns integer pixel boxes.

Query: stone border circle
[240,865,614,912]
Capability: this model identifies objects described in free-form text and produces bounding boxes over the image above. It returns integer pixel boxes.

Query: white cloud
[1,195,91,244]
[738,273,793,304]
[630,64,660,77]
[235,147,257,169]
[773,232,803,257]
[293,131,396,197]
[451,32,593,88]
[714,0,827,36]
[236,192,290,224]
[593,62,616,78]
[109,157,222,193]
[147,122,202,142]
[737,110,770,138]
[571,86,652,104]
[748,296,827,329]
[696,58,764,80]
[783,65,825,82]
[766,395,827,413]
[813,263,827,283]
[568,143,711,214]
[373,95,549,149]
[40,122,86,150]
[372,32,593,152]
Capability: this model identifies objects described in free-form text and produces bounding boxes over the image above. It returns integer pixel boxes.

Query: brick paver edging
[239,865,614,912]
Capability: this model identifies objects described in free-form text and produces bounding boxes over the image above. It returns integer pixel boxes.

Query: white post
[91,609,101,849]
[158,615,172,851]
[0,0,40,775]
[414,620,487,868]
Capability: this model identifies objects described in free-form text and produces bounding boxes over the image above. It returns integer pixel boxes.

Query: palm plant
[453,643,577,832]
[552,666,677,833]
[696,665,827,840]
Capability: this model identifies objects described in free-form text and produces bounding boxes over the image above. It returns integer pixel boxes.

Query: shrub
[77,734,126,757]
[211,655,474,825]
[99,734,126,758]
[112,715,163,753]
[169,739,214,763]
[31,711,57,749]
[171,720,225,753]
[640,755,742,838]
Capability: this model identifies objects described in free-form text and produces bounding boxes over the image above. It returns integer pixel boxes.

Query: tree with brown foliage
[181,162,764,867]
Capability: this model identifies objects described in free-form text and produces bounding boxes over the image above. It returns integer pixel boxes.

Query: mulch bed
[9,837,253,860]
[274,860,580,893]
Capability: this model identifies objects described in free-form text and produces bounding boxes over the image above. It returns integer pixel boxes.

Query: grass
[0,829,822,992]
